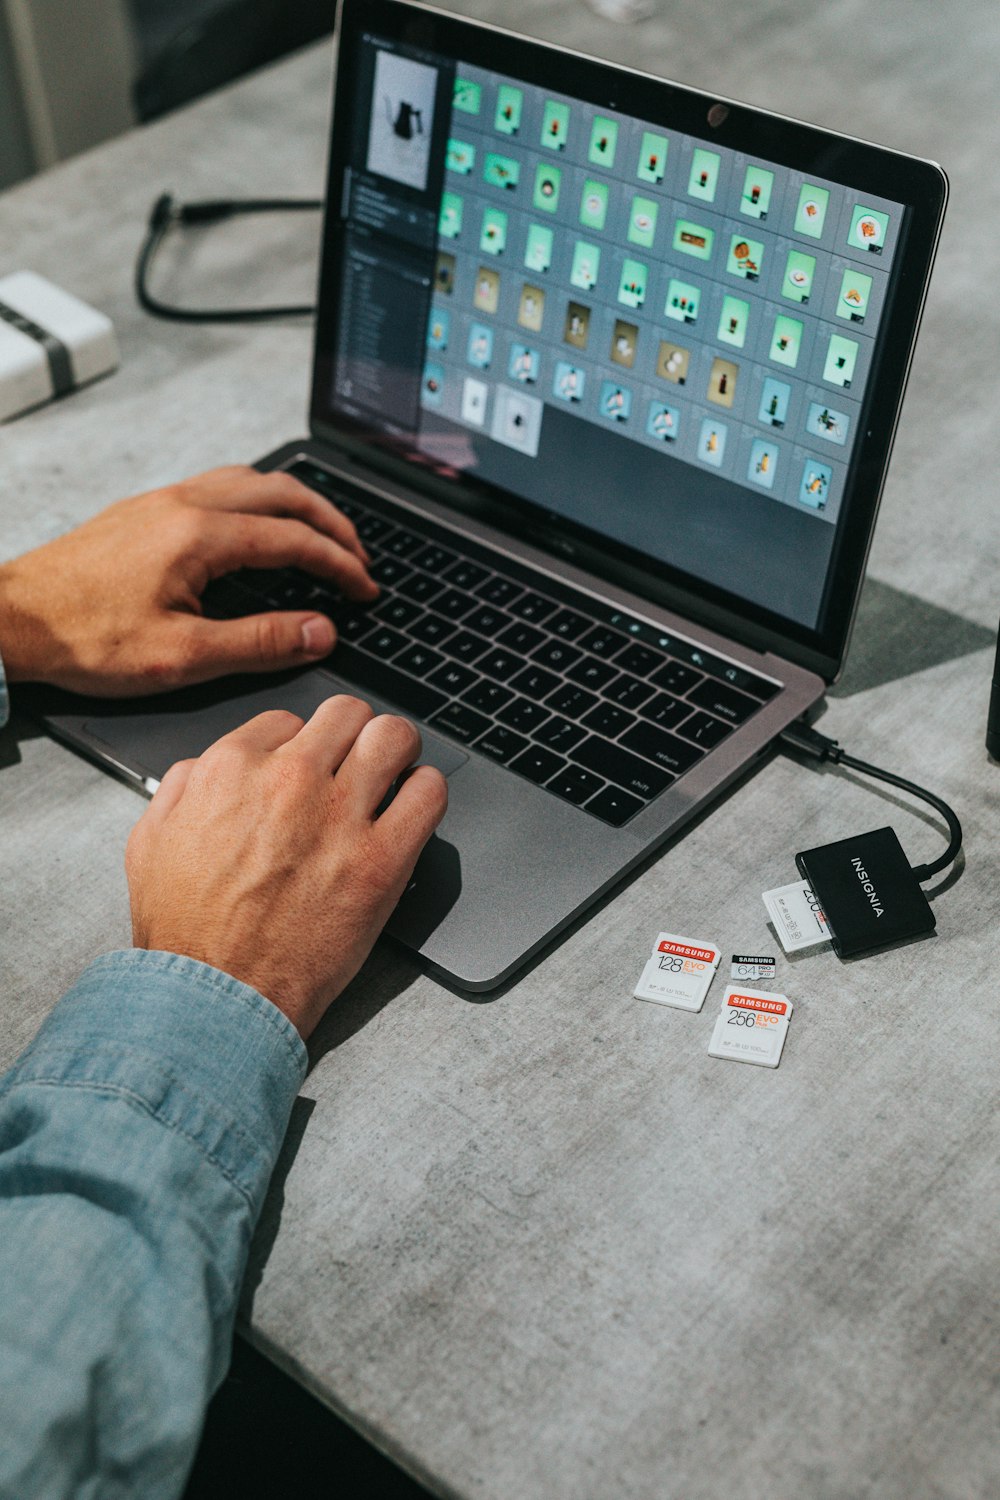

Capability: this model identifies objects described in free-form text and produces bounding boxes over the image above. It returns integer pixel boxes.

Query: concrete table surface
[1,4,998,1497]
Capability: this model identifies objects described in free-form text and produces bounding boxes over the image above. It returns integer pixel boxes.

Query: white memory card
[708,985,793,1068]
[634,932,721,1011]
[762,878,831,953]
[731,953,776,981]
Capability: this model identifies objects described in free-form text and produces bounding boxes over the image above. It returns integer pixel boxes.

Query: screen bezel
[311,0,948,682]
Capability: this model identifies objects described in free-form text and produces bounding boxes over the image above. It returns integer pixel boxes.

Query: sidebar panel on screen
[332,33,454,435]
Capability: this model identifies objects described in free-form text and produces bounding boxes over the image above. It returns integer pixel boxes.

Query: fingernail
[301,615,335,656]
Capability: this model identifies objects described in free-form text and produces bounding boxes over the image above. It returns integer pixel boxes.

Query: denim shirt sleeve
[0,948,307,1500]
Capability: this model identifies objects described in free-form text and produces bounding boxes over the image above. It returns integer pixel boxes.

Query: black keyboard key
[497,621,544,654]
[688,678,757,725]
[603,673,655,710]
[548,766,604,806]
[704,658,766,695]
[435,588,477,621]
[511,592,557,624]
[497,697,551,733]
[270,574,322,610]
[533,716,586,754]
[669,642,774,699]
[510,746,566,785]
[465,605,509,637]
[479,649,523,682]
[586,786,645,827]
[615,643,664,678]
[463,679,513,714]
[369,557,412,588]
[548,610,591,641]
[532,640,582,673]
[650,660,703,696]
[640,693,691,731]
[546,683,597,719]
[410,614,456,646]
[357,514,392,543]
[443,559,489,591]
[475,725,529,765]
[235,567,287,599]
[429,702,490,744]
[383,529,424,559]
[308,584,341,615]
[444,630,490,664]
[581,703,636,739]
[680,710,732,749]
[376,597,422,630]
[399,573,445,604]
[747,675,780,702]
[427,661,478,696]
[510,665,560,701]
[364,626,408,661]
[572,736,673,801]
[337,609,378,643]
[287,461,338,496]
[566,656,618,691]
[332,495,362,520]
[201,577,256,619]
[578,625,628,660]
[326,642,447,721]
[476,576,523,607]
[621,721,703,776]
[413,543,458,574]
[393,644,444,679]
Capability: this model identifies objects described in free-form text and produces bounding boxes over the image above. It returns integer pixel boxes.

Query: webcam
[707,103,729,128]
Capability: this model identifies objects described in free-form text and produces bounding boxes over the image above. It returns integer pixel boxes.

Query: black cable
[135,192,321,323]
[779,721,962,883]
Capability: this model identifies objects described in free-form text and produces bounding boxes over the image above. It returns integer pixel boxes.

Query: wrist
[0,558,52,684]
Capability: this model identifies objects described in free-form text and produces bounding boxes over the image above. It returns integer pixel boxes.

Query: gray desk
[1,5,998,1496]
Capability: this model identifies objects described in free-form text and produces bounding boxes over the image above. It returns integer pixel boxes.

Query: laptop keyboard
[202,461,780,827]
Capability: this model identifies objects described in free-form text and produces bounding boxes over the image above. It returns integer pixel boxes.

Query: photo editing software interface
[331,29,905,631]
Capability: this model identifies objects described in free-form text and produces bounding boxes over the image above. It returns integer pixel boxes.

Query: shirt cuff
[3,950,308,1216]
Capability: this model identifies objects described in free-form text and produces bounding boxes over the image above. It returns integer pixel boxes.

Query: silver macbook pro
[41,0,947,989]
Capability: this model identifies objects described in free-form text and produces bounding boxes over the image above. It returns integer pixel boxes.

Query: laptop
[41,0,947,990]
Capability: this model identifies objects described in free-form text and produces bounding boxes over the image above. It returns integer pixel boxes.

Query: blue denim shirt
[0,951,307,1499]
[0,661,309,1498]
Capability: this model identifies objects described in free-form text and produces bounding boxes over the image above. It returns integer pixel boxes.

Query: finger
[285,694,376,775]
[334,714,423,819]
[375,763,449,870]
[142,756,196,828]
[206,707,306,755]
[203,511,377,601]
[177,611,338,684]
[180,467,369,565]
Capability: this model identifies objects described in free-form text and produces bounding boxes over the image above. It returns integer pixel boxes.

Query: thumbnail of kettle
[386,98,424,139]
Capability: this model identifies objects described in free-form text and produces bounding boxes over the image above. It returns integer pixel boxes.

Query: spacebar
[318,642,448,721]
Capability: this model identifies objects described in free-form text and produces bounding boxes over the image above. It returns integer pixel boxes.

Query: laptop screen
[313,0,946,677]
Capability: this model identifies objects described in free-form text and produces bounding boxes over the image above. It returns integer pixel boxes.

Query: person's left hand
[0,465,377,696]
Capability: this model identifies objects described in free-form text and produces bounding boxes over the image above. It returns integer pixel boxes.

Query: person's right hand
[125,696,448,1039]
[0,465,377,698]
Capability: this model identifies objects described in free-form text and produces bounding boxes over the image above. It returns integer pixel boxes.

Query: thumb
[184,611,337,682]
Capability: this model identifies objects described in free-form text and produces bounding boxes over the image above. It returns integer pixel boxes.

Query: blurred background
[0,0,335,190]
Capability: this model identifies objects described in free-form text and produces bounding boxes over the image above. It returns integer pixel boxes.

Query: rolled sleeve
[0,948,308,1500]
[9,949,308,1216]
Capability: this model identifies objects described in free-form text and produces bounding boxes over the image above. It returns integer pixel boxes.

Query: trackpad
[82,671,468,782]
